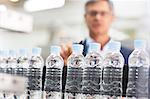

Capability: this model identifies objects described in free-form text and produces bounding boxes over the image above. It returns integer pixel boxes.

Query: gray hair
[85,0,114,11]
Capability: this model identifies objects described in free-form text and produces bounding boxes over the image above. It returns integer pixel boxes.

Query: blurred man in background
[61,0,132,96]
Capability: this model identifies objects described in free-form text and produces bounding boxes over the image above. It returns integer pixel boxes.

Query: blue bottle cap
[19,48,28,56]
[50,45,61,55]
[88,42,101,52]
[107,41,121,51]
[1,49,9,57]
[32,47,42,55]
[9,49,16,57]
[134,40,146,49]
[72,44,83,54]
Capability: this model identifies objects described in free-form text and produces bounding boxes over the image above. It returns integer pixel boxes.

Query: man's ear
[111,14,116,21]
[84,13,87,22]
[84,13,87,19]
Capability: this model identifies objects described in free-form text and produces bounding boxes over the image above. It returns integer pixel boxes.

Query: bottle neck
[135,47,146,51]
[51,53,60,56]
[72,51,82,55]
[21,54,28,58]
[89,49,100,53]
[32,53,40,56]
[107,49,120,52]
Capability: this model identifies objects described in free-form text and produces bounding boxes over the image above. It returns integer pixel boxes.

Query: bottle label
[45,92,61,99]
[28,68,42,91]
[65,93,83,99]
[28,90,42,99]
[45,68,62,92]
[0,73,27,93]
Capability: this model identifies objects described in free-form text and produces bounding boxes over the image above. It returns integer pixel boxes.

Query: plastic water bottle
[0,50,4,73]
[6,49,17,75]
[126,40,149,99]
[82,43,103,99]
[6,50,18,99]
[28,48,44,99]
[45,46,64,99]
[0,50,3,98]
[16,48,29,77]
[65,44,84,99]
[102,41,124,99]
[7,50,17,73]
[0,50,8,98]
[0,50,8,74]
[15,48,29,99]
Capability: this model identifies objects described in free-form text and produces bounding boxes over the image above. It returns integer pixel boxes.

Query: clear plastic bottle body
[65,53,84,99]
[28,55,44,99]
[102,51,124,98]
[0,55,7,73]
[16,55,29,77]
[5,51,18,99]
[0,51,8,98]
[6,56,17,75]
[15,55,29,99]
[82,51,103,99]
[45,54,64,99]
[126,49,149,99]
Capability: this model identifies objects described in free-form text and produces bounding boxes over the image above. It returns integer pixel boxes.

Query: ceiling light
[24,0,65,12]
[9,0,19,3]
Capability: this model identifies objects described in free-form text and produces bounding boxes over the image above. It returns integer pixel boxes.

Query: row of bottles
[0,39,149,99]
[126,40,149,99]
[0,48,44,99]
[64,40,149,99]
[65,41,124,99]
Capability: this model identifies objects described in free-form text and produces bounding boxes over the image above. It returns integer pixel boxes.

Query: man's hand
[60,43,72,66]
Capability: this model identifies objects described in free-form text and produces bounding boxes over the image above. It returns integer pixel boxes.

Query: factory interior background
[0,0,150,59]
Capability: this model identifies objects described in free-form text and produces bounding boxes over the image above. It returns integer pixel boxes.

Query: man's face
[85,1,114,35]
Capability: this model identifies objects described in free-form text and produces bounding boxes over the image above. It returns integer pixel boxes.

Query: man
[61,0,132,96]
